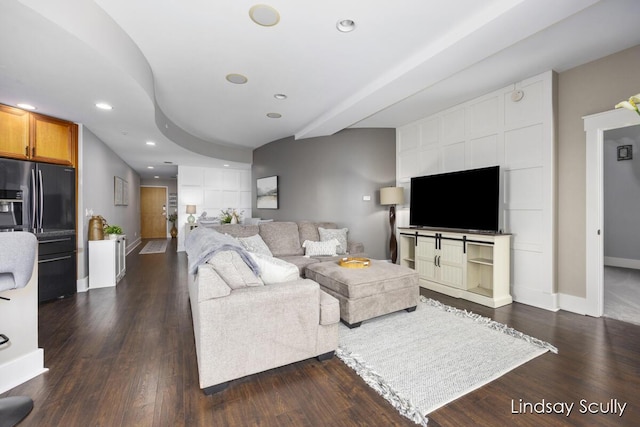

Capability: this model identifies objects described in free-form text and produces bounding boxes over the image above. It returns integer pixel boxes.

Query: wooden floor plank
[2,238,639,426]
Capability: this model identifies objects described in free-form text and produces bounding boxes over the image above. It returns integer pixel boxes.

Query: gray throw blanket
[185,226,260,276]
[0,232,38,292]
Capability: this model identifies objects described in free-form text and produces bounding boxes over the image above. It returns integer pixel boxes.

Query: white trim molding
[584,108,640,317]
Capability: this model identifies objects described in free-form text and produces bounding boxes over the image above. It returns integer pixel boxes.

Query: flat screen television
[409,166,500,232]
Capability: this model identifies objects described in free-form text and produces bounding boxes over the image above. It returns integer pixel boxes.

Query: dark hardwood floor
[3,238,639,426]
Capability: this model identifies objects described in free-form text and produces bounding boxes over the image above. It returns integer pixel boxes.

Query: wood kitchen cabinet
[30,112,77,166]
[0,103,78,166]
[0,104,30,160]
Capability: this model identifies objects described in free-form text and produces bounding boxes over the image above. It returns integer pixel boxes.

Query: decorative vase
[230,216,238,224]
[170,224,177,238]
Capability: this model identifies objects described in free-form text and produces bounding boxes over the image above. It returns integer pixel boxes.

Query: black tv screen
[409,166,500,232]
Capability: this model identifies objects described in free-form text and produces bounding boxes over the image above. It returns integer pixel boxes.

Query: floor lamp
[380,187,404,264]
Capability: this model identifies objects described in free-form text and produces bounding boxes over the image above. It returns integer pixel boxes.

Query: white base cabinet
[399,228,511,308]
[89,235,126,288]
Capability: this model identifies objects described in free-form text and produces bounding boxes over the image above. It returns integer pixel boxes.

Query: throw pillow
[196,264,231,301]
[206,251,263,289]
[302,239,340,257]
[318,227,348,254]
[238,234,273,257]
[247,252,300,285]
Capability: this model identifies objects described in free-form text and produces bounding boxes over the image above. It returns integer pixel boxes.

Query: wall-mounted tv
[409,166,500,232]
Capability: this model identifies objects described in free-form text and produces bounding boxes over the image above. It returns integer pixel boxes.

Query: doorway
[140,186,168,239]
[602,126,640,325]
[585,109,640,317]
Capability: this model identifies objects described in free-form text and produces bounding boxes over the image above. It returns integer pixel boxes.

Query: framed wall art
[256,175,278,209]
[114,176,128,206]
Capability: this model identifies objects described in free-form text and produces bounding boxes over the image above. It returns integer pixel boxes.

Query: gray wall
[557,44,640,297]
[80,128,140,280]
[603,125,640,261]
[252,128,396,260]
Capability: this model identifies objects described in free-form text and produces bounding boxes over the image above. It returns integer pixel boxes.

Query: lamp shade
[186,205,196,214]
[380,187,404,205]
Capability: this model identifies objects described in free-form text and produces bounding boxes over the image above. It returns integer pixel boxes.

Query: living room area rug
[139,239,168,254]
[337,296,558,426]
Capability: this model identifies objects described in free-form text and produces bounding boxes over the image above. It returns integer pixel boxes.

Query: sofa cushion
[195,264,231,301]
[207,251,263,289]
[297,221,337,244]
[238,234,273,257]
[318,227,348,255]
[259,222,304,256]
[302,239,340,257]
[278,256,320,277]
[247,252,300,285]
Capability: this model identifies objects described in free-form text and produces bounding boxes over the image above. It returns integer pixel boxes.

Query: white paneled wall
[177,165,252,252]
[396,70,556,311]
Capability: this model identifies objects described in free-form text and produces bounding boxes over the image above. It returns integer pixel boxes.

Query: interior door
[140,186,167,239]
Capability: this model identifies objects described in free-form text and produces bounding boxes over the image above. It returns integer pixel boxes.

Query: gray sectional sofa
[185,221,363,394]
[207,221,366,275]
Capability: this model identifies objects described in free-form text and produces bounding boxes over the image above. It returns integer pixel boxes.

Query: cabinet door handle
[39,255,72,264]
[25,146,29,157]
[32,146,36,157]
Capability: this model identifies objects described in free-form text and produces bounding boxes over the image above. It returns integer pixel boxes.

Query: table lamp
[380,187,404,264]
[186,205,196,224]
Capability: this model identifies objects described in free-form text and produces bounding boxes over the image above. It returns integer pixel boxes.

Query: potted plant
[167,213,178,238]
[219,208,243,224]
[104,225,123,240]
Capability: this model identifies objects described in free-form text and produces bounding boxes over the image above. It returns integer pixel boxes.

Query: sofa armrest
[193,279,324,387]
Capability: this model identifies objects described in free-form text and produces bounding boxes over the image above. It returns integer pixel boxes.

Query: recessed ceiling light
[95,102,113,110]
[223,164,230,167]
[147,166,154,169]
[226,73,248,84]
[267,112,282,118]
[336,19,356,32]
[146,141,156,146]
[249,4,280,27]
[274,94,287,100]
[154,176,160,179]
[17,103,36,110]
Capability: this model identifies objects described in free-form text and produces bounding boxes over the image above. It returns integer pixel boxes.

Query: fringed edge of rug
[420,296,559,354]
[336,347,429,426]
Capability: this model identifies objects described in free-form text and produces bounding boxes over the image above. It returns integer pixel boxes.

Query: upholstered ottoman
[305,260,419,328]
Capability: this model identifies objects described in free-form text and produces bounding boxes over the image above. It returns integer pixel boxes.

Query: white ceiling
[1,0,639,180]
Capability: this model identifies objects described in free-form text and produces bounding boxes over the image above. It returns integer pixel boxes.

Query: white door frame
[584,108,640,317]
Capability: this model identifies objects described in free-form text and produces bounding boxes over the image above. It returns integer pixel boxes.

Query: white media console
[398,227,511,308]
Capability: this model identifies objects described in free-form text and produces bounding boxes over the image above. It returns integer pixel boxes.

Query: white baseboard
[511,286,559,312]
[0,349,48,394]
[77,276,89,293]
[604,256,640,270]
[126,237,142,255]
[557,293,587,315]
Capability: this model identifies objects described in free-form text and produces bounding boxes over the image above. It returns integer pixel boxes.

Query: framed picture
[257,175,278,209]
[168,192,177,208]
[114,176,128,206]
[617,145,633,161]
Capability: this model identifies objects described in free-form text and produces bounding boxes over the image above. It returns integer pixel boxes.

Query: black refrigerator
[0,158,77,302]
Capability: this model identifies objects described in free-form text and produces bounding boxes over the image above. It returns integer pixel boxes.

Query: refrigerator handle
[38,169,44,229]
[31,169,37,229]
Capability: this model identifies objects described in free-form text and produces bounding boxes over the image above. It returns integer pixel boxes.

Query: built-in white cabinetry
[400,228,511,308]
[89,235,126,288]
